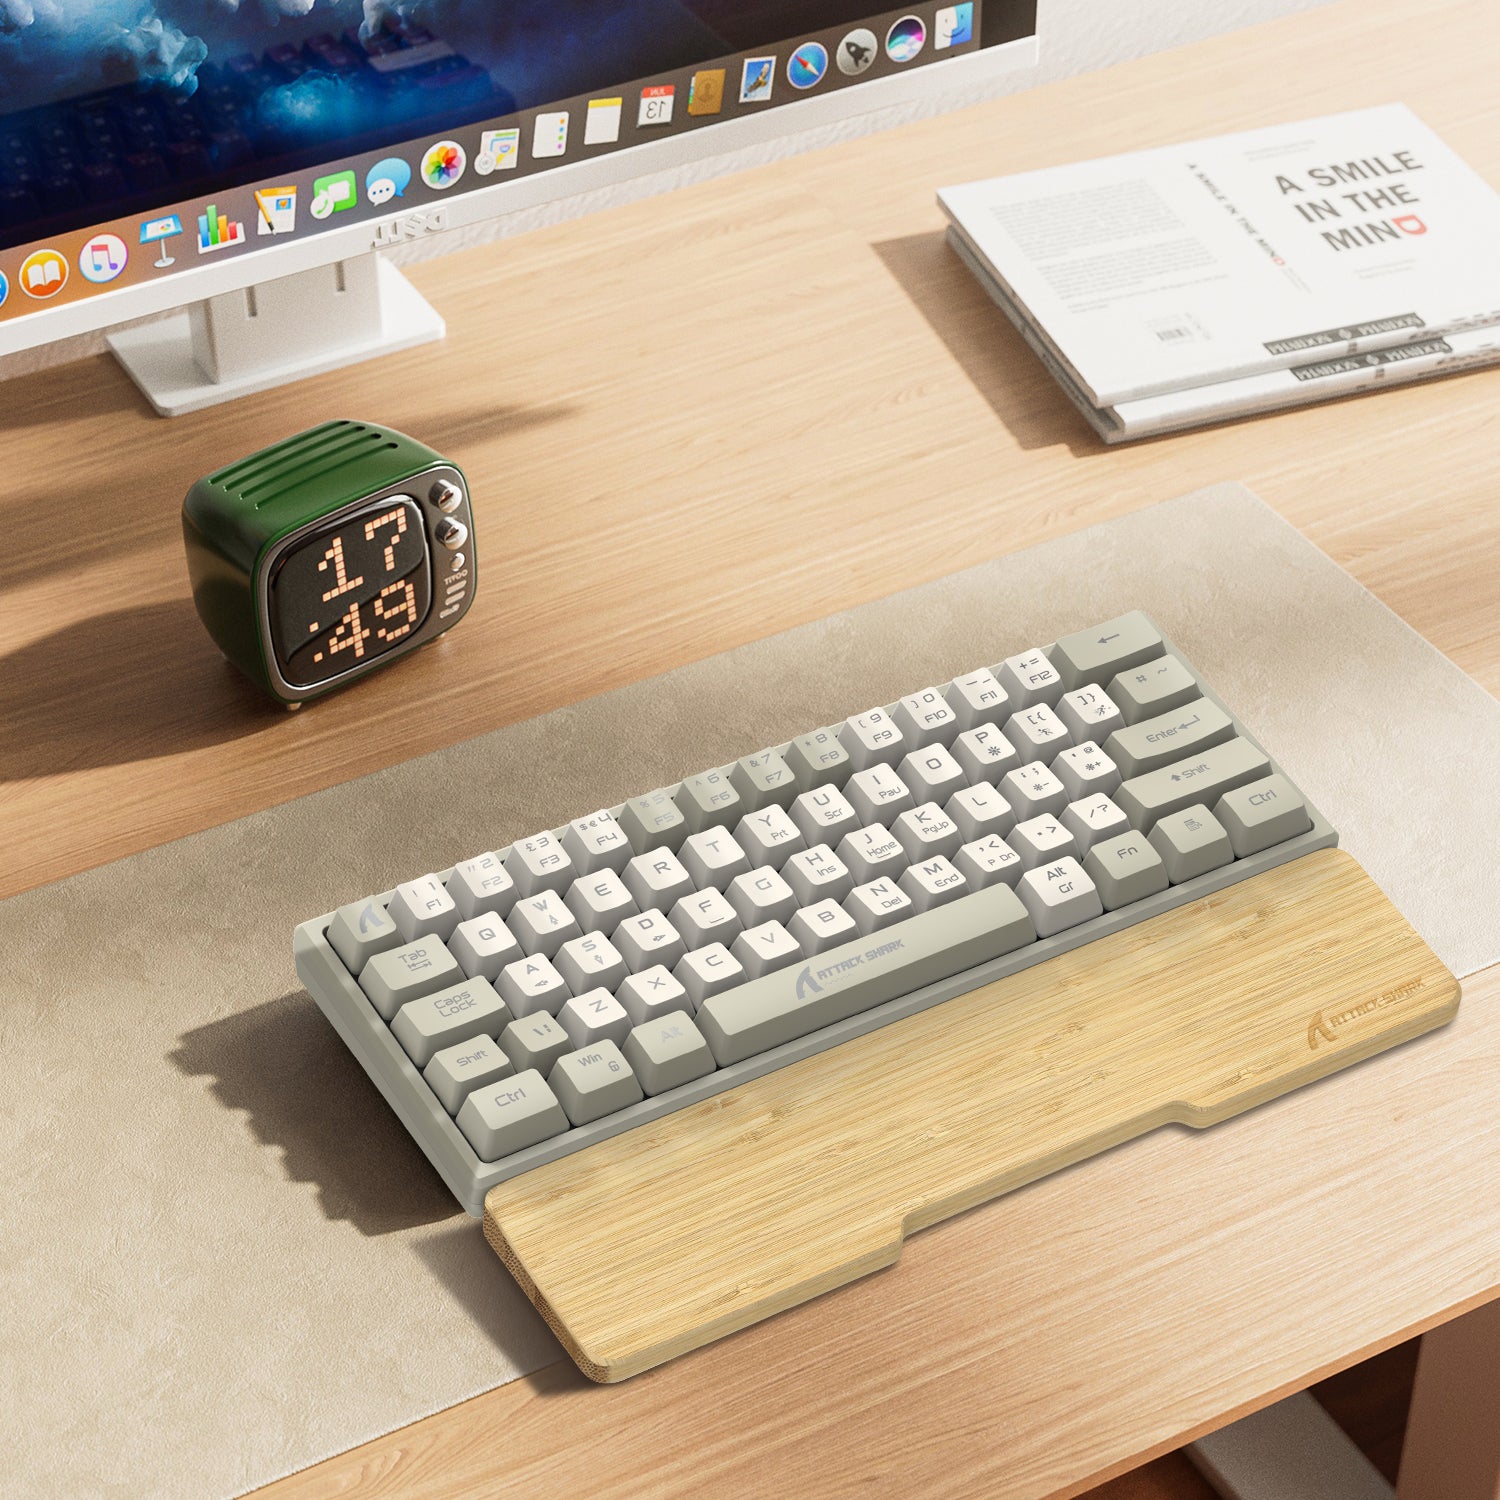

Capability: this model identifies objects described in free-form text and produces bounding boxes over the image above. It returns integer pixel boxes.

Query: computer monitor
[0,2,1037,414]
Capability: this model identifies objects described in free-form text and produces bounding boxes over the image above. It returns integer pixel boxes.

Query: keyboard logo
[1306,976,1426,1048]
[795,965,824,1000]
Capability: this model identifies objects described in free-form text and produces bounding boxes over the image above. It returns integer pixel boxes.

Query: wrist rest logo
[1307,976,1425,1048]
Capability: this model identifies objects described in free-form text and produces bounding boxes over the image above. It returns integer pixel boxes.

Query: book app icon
[687,68,725,117]
[197,204,246,253]
[740,56,775,104]
[255,186,298,235]
[19,248,67,298]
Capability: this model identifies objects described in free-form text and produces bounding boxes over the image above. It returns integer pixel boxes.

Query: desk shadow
[0,351,152,433]
[872,231,1103,456]
[170,989,458,1236]
[0,598,275,782]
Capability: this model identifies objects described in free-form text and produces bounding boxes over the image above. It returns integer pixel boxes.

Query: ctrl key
[456,1071,569,1162]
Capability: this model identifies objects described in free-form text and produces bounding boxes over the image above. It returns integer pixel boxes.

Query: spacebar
[697,886,1036,1065]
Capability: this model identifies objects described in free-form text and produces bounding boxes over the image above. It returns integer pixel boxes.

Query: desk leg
[1397,1298,1500,1500]
[1186,1392,1393,1499]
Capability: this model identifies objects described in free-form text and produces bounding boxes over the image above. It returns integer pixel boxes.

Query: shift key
[1115,738,1270,832]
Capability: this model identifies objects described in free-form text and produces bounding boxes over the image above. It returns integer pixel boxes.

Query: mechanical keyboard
[294,611,1336,1218]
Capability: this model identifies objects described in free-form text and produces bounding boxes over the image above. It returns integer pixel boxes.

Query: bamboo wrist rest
[483,849,1459,1383]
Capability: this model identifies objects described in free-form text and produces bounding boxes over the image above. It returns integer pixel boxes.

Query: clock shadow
[0,597,277,781]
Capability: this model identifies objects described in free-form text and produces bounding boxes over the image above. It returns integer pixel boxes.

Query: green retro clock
[182,420,476,705]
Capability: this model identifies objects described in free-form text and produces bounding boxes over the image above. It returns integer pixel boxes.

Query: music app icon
[78,233,128,285]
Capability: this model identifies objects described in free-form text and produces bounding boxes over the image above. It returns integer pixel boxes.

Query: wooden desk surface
[4,0,1497,1494]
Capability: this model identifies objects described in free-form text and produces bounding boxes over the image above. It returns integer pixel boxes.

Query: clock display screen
[268,499,432,688]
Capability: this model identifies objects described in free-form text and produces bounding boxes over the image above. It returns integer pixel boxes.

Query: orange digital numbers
[364,507,409,572]
[314,600,371,664]
[317,534,364,603]
[373,578,418,644]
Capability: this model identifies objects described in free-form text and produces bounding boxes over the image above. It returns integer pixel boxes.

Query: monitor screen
[0,1,1034,328]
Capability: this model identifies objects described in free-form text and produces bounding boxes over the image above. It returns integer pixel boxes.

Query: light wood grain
[2,0,1495,1492]
[485,850,1458,1383]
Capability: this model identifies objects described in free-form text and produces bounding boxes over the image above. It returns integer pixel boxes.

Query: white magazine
[938,104,1500,406]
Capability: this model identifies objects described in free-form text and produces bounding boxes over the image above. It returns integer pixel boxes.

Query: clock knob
[434,517,468,551]
[430,479,464,514]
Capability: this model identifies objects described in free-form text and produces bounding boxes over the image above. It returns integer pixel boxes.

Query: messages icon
[366,157,412,207]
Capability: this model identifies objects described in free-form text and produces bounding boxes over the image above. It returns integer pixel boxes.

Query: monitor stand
[106,253,444,417]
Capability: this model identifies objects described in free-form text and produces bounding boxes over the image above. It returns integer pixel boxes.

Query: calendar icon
[639,85,675,127]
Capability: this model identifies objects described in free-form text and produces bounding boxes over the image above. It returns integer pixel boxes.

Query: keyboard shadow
[871,230,1102,456]
[169,989,458,1236]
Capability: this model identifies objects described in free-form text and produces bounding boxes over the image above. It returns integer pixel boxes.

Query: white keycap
[456,1069,568,1161]
[898,744,966,803]
[503,832,575,898]
[726,867,797,927]
[997,648,1065,708]
[1017,857,1103,937]
[328,898,402,976]
[784,728,852,788]
[1004,704,1071,761]
[945,783,1015,842]
[674,768,742,834]
[791,785,861,845]
[623,848,696,912]
[508,890,582,958]
[390,874,460,943]
[731,920,803,979]
[1053,741,1121,801]
[423,1035,513,1116]
[836,706,905,770]
[898,856,969,912]
[836,824,906,883]
[624,1013,716,1095]
[1010,814,1077,869]
[450,914,523,981]
[845,877,914,935]
[892,802,962,860]
[681,827,752,891]
[669,888,743,948]
[612,910,687,973]
[619,789,688,853]
[788,898,860,955]
[1058,686,1125,744]
[847,764,915,824]
[498,1011,572,1075]
[496,954,571,1017]
[617,965,692,1025]
[555,932,628,995]
[955,834,1023,889]
[360,936,463,1020]
[561,811,632,875]
[944,669,1009,730]
[447,853,518,920]
[674,943,746,1007]
[564,869,638,931]
[1062,794,1131,853]
[557,988,632,1048]
[894,687,960,747]
[731,749,796,811]
[734,805,807,868]
[550,1040,643,1126]
[1000,762,1068,819]
[783,845,854,906]
[954,723,1020,781]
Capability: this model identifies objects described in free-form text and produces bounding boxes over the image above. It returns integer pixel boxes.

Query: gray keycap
[392,977,512,1068]
[456,1070,569,1161]
[327,898,402,976]
[1115,738,1271,831]
[1215,774,1311,857]
[1148,805,1234,883]
[1104,699,1234,778]
[1109,654,1198,725]
[359,936,463,1021]
[698,884,1035,1065]
[498,1011,571,1075]
[423,1034,514,1115]
[624,1013,716,1095]
[550,1041,644,1126]
[1051,612,1164,691]
[619,789,688,852]
[1082,832,1168,910]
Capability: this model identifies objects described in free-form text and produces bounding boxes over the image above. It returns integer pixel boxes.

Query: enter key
[1104,697,1234,778]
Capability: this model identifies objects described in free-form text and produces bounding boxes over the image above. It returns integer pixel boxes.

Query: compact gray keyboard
[294,612,1335,1216]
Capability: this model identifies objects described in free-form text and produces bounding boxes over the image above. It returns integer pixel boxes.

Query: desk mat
[1,483,1495,1499]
